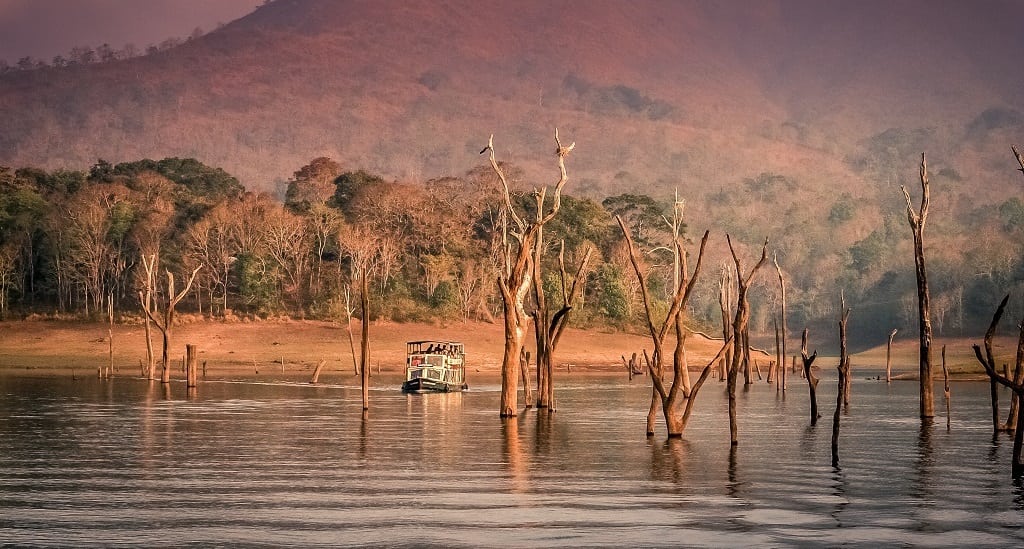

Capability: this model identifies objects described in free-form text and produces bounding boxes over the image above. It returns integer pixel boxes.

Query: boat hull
[401,377,468,394]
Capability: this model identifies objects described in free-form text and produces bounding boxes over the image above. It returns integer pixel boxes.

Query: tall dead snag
[1012,145,1024,175]
[885,329,898,383]
[138,255,201,384]
[839,294,852,410]
[726,235,769,445]
[533,239,592,410]
[801,328,820,425]
[482,130,573,417]
[618,217,714,436]
[901,153,934,419]
[972,295,1024,477]
[360,265,370,411]
[832,297,851,467]
[773,253,788,393]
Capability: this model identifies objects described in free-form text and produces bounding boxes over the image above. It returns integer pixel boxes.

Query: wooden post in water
[186,344,198,388]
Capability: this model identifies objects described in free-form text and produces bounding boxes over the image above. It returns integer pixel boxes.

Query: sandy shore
[0,318,1009,381]
[0,318,748,379]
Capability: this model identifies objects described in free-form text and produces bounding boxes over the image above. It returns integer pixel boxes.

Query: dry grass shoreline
[0,318,1008,381]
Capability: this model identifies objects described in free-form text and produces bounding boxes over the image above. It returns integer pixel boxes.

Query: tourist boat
[401,340,468,393]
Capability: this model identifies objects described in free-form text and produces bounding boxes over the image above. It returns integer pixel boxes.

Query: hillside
[0,0,1020,194]
[2,0,1024,346]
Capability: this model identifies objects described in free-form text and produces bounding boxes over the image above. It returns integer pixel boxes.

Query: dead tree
[941,345,950,431]
[901,153,934,419]
[726,235,769,445]
[343,285,359,376]
[359,264,370,411]
[482,130,573,417]
[839,294,852,410]
[886,329,898,383]
[1012,145,1024,175]
[310,359,326,384]
[977,296,1009,433]
[832,297,851,466]
[138,255,201,384]
[773,253,788,392]
[802,328,820,425]
[532,240,592,410]
[718,266,733,381]
[972,295,1024,477]
[139,256,157,380]
[618,217,714,436]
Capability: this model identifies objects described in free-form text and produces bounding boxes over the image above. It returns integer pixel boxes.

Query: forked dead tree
[617,219,718,437]
[532,240,592,410]
[901,153,934,419]
[138,255,201,384]
[972,295,1024,477]
[801,328,820,425]
[482,130,573,417]
[726,235,769,445]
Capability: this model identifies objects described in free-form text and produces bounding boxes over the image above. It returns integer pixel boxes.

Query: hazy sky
[0,0,262,62]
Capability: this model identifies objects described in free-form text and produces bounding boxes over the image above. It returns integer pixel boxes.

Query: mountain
[2,0,1021,198]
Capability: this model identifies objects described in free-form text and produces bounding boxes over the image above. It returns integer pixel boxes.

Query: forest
[0,148,1022,352]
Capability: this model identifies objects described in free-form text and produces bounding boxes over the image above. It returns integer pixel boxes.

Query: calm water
[2,369,1023,548]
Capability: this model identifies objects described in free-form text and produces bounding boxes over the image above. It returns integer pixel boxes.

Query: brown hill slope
[1,0,1021,199]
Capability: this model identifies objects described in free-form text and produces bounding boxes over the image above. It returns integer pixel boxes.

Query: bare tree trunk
[774,317,781,391]
[483,130,573,418]
[360,271,370,411]
[344,286,359,376]
[310,359,326,384]
[106,297,114,379]
[726,235,769,445]
[886,329,897,383]
[520,349,533,409]
[617,215,712,437]
[941,345,950,431]
[802,328,820,425]
[832,299,851,466]
[719,267,733,382]
[972,295,1024,477]
[901,154,934,419]
[773,253,787,392]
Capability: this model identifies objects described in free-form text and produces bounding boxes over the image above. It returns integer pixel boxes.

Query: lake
[1,368,1023,547]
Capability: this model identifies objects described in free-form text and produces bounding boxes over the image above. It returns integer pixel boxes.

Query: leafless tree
[481,130,573,418]
[138,255,201,384]
[901,153,934,420]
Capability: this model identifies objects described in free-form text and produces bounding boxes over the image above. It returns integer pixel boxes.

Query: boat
[401,340,468,393]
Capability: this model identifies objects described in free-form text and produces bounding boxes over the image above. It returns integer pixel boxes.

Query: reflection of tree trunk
[900,154,933,419]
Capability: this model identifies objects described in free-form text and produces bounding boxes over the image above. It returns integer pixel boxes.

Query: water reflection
[1,374,1023,547]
